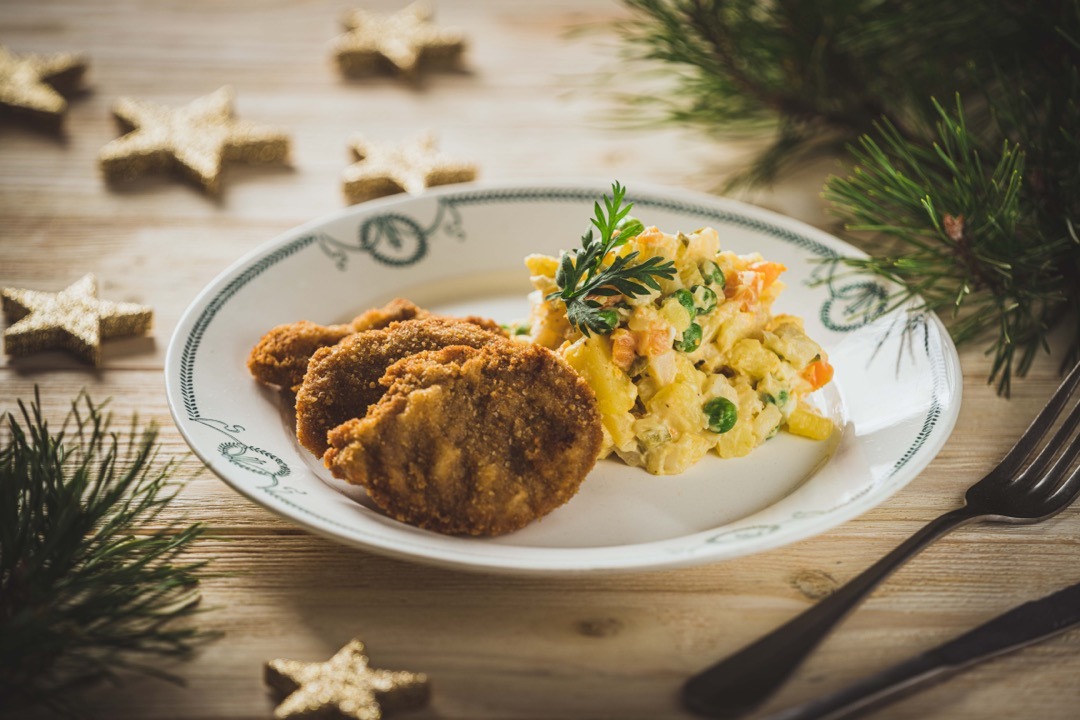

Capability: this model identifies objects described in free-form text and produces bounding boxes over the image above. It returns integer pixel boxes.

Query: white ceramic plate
[165,182,962,575]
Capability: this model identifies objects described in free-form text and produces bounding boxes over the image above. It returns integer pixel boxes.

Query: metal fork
[682,360,1080,720]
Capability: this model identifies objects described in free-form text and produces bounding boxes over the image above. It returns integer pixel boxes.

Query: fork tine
[1047,460,1080,507]
[988,360,1080,481]
[1015,391,1080,490]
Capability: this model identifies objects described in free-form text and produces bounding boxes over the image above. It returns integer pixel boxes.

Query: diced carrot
[724,269,740,299]
[729,270,762,310]
[635,321,675,357]
[587,293,622,309]
[802,360,834,391]
[610,329,637,370]
[634,226,665,246]
[750,260,787,289]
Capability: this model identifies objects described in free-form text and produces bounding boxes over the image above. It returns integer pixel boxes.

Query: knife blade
[762,580,1080,720]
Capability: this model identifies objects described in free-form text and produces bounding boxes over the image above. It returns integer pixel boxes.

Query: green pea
[673,288,696,316]
[690,285,718,315]
[597,309,619,332]
[762,389,789,406]
[701,260,726,288]
[614,217,644,245]
[703,397,738,434]
[674,322,702,352]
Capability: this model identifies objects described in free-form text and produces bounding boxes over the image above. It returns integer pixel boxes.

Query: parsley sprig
[549,182,678,335]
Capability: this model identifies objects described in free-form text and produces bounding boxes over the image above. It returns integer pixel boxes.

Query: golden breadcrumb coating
[351,297,430,333]
[323,343,603,536]
[295,317,507,456]
[246,298,426,391]
[246,320,356,391]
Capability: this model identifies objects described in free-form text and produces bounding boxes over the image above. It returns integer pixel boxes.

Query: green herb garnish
[548,182,678,336]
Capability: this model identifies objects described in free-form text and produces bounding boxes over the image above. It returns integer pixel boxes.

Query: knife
[761,580,1080,720]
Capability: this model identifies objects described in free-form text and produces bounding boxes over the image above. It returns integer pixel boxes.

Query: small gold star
[99,86,290,195]
[265,639,430,720]
[2,274,153,366]
[343,133,476,204]
[332,3,466,79]
[0,45,87,130]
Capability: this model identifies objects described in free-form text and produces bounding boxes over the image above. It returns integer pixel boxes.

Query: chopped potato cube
[714,308,757,353]
[715,417,756,458]
[753,403,783,439]
[563,335,637,450]
[659,296,693,333]
[728,338,781,380]
[786,405,834,440]
[647,434,714,474]
[648,382,703,436]
[763,322,823,369]
[525,253,559,279]
[686,227,720,259]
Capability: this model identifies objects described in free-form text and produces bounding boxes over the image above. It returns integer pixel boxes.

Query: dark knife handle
[762,581,1080,720]
[682,508,977,719]
[761,654,940,720]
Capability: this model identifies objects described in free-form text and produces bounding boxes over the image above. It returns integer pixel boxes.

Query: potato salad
[525,211,835,475]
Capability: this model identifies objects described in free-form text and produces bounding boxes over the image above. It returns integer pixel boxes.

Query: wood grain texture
[2,1,1079,718]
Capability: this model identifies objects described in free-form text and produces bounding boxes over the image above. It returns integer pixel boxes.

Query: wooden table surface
[3,1,1078,718]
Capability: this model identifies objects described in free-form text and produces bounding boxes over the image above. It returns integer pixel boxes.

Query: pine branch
[613,0,1019,186]
[613,0,1080,391]
[824,97,1078,394]
[0,389,217,714]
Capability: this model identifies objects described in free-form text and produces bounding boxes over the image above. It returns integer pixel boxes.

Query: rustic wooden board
[2,1,1078,718]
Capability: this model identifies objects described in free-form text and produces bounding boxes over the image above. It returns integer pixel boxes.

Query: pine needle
[824,96,1078,394]
[612,0,1080,391]
[0,389,217,714]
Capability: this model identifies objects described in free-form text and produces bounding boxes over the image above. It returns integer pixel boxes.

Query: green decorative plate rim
[165,181,961,574]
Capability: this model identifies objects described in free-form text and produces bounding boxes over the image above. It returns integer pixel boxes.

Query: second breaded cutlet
[295,317,508,456]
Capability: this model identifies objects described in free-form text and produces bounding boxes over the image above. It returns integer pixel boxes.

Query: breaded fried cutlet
[323,343,603,536]
[295,317,508,456]
[247,298,426,391]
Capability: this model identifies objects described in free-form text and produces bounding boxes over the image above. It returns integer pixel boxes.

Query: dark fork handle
[682,506,980,719]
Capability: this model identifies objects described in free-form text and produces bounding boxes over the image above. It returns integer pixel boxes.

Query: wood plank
[4,1,1080,718]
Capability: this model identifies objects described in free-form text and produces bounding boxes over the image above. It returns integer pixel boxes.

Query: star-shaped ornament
[2,274,153,366]
[0,45,88,130]
[265,639,430,720]
[333,3,466,80]
[343,133,476,204]
[99,86,290,195]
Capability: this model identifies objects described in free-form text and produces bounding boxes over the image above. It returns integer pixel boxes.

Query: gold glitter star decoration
[343,133,476,204]
[265,639,430,720]
[0,45,88,131]
[99,86,291,195]
[1,274,153,366]
[332,3,466,80]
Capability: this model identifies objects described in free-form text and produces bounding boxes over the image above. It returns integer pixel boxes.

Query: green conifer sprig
[825,98,1078,394]
[614,0,1080,391]
[613,0,1017,187]
[0,390,215,713]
